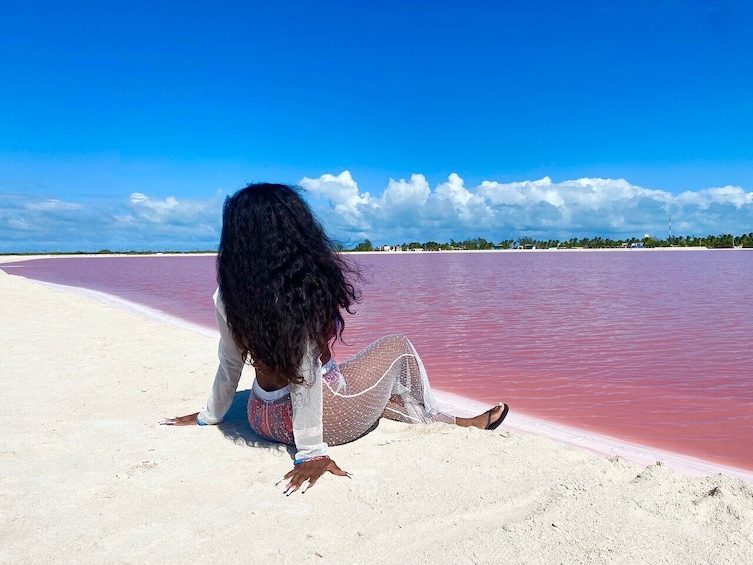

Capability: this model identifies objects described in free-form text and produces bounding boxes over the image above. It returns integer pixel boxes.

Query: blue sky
[1,0,751,251]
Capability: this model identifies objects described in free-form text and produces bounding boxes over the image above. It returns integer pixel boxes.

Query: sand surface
[2,267,753,564]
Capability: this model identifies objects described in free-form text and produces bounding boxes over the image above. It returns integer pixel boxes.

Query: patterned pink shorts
[246,365,343,445]
[247,392,295,445]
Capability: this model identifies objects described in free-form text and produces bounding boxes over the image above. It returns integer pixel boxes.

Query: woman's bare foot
[456,403,508,430]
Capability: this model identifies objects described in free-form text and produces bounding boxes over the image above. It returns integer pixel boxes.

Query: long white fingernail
[157,419,168,425]
[301,480,309,494]
[284,486,295,496]
[274,477,286,486]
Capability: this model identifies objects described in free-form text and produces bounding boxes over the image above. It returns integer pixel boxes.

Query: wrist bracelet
[294,455,329,466]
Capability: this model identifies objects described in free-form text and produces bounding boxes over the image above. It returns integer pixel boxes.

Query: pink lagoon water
[3,251,752,471]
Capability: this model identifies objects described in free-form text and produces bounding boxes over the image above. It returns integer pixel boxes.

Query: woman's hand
[159,413,200,426]
[278,457,350,495]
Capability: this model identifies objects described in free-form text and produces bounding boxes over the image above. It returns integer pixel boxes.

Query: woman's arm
[289,341,328,459]
[280,341,349,494]
[161,290,244,426]
[196,304,245,424]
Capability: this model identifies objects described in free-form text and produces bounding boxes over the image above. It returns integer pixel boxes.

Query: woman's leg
[322,334,455,446]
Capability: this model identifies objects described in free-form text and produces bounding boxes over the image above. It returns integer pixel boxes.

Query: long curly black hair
[217,183,361,384]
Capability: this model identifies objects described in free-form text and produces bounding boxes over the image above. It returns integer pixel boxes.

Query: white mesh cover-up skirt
[247,334,455,446]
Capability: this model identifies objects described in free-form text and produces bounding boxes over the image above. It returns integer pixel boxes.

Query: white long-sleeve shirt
[198,289,328,461]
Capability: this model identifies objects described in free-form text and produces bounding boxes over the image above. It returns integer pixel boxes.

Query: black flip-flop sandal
[486,403,509,430]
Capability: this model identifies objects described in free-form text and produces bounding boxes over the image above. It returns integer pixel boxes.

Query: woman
[161,183,508,495]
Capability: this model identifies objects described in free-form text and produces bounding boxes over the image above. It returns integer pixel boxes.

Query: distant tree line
[0,249,217,256]
[348,232,753,251]
[2,232,751,256]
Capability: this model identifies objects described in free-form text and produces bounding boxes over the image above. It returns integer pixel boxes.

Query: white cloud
[478,176,554,206]
[0,190,223,252]
[432,173,494,224]
[7,218,31,230]
[300,171,371,226]
[26,199,83,211]
[125,192,217,226]
[301,172,753,245]
[702,185,753,209]
[435,173,472,207]
[382,174,431,208]
[1,174,751,252]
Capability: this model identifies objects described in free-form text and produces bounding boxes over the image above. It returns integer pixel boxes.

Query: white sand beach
[2,263,752,564]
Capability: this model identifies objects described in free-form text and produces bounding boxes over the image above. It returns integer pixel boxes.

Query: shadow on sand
[216,389,295,458]
[216,388,383,458]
